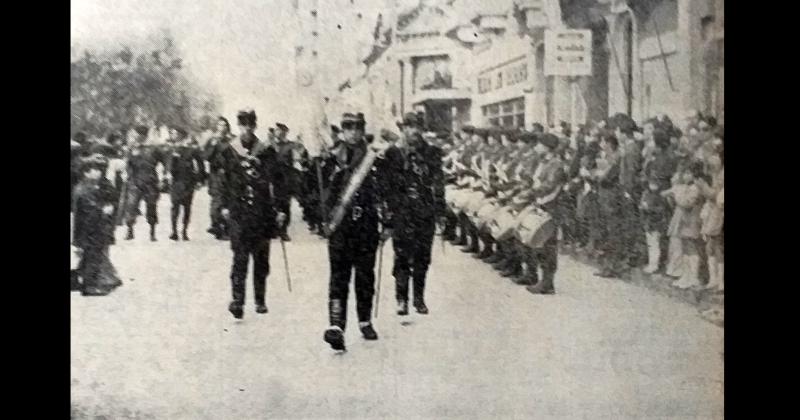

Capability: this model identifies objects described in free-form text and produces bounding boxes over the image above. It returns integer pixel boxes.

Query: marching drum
[515,207,556,249]
[489,206,518,241]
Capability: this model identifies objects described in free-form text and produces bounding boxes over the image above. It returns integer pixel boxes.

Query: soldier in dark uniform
[524,133,567,295]
[389,112,445,315]
[166,127,207,241]
[124,125,167,241]
[269,122,295,241]
[322,112,396,351]
[218,110,286,319]
[203,117,234,239]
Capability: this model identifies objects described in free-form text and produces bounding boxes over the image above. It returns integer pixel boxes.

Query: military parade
[72,0,723,418]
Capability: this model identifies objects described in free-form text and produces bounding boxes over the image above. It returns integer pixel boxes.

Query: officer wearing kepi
[322,112,396,351]
[217,109,286,319]
[389,112,446,315]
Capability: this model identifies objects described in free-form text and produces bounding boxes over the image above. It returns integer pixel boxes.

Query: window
[482,97,525,128]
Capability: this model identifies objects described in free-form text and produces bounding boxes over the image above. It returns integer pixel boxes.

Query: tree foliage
[71,34,219,137]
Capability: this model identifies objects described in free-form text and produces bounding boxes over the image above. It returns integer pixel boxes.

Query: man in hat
[166,127,207,241]
[124,125,168,241]
[388,112,445,315]
[203,116,234,239]
[322,112,396,351]
[217,110,287,318]
[271,122,295,241]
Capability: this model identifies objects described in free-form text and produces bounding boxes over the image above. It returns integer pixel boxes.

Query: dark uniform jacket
[271,140,296,198]
[127,144,167,188]
[325,139,396,242]
[384,139,446,232]
[167,143,207,198]
[217,134,283,241]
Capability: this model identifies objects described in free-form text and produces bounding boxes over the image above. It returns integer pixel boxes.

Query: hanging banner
[544,29,592,76]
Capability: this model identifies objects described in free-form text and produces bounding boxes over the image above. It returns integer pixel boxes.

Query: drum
[489,206,518,241]
[516,207,556,249]
[475,202,498,229]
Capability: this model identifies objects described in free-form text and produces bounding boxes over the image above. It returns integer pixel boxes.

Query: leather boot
[149,224,157,242]
[324,299,346,351]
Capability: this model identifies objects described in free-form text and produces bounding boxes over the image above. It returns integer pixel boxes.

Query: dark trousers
[208,172,225,231]
[524,235,558,286]
[170,191,194,233]
[125,183,159,227]
[393,221,435,303]
[230,237,271,306]
[276,198,291,234]
[328,230,379,330]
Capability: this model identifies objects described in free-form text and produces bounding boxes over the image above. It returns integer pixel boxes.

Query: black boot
[413,298,429,314]
[397,300,409,316]
[359,323,379,340]
[228,301,244,319]
[324,299,346,351]
[169,232,179,241]
[149,224,157,242]
[526,269,555,294]
[182,228,189,241]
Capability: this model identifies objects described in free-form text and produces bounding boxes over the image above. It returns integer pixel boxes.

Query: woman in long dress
[72,154,122,296]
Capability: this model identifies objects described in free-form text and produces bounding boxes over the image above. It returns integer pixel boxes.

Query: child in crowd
[640,175,670,274]
[662,161,706,289]
[72,154,123,296]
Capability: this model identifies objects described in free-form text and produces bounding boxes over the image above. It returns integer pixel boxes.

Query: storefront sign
[477,57,528,94]
[544,29,592,76]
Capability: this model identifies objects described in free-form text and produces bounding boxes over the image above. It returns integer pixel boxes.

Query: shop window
[482,97,525,128]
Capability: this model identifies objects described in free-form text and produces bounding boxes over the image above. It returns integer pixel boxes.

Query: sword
[280,238,292,292]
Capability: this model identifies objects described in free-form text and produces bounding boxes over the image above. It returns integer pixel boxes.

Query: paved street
[72,189,723,419]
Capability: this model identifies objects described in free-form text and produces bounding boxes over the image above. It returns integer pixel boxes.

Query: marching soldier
[124,125,167,241]
[322,112,396,351]
[271,122,294,241]
[203,117,234,240]
[166,127,206,241]
[389,112,446,316]
[217,110,286,319]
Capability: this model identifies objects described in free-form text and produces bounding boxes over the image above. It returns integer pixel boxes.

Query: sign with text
[544,29,592,76]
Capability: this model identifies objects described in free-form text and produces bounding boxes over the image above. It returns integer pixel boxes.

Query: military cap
[276,123,289,132]
[539,133,560,150]
[397,112,423,128]
[380,128,399,142]
[355,113,366,130]
[518,132,537,143]
[237,109,257,126]
[341,112,358,124]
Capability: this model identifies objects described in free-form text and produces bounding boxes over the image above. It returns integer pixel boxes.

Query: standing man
[217,110,286,319]
[167,127,206,241]
[270,123,295,241]
[203,117,234,239]
[322,112,395,351]
[124,125,167,241]
[390,112,445,315]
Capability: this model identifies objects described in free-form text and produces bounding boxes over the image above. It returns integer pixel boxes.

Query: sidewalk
[567,248,725,327]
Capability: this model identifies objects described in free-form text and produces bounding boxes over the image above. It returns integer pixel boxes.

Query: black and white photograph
[70,0,724,418]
